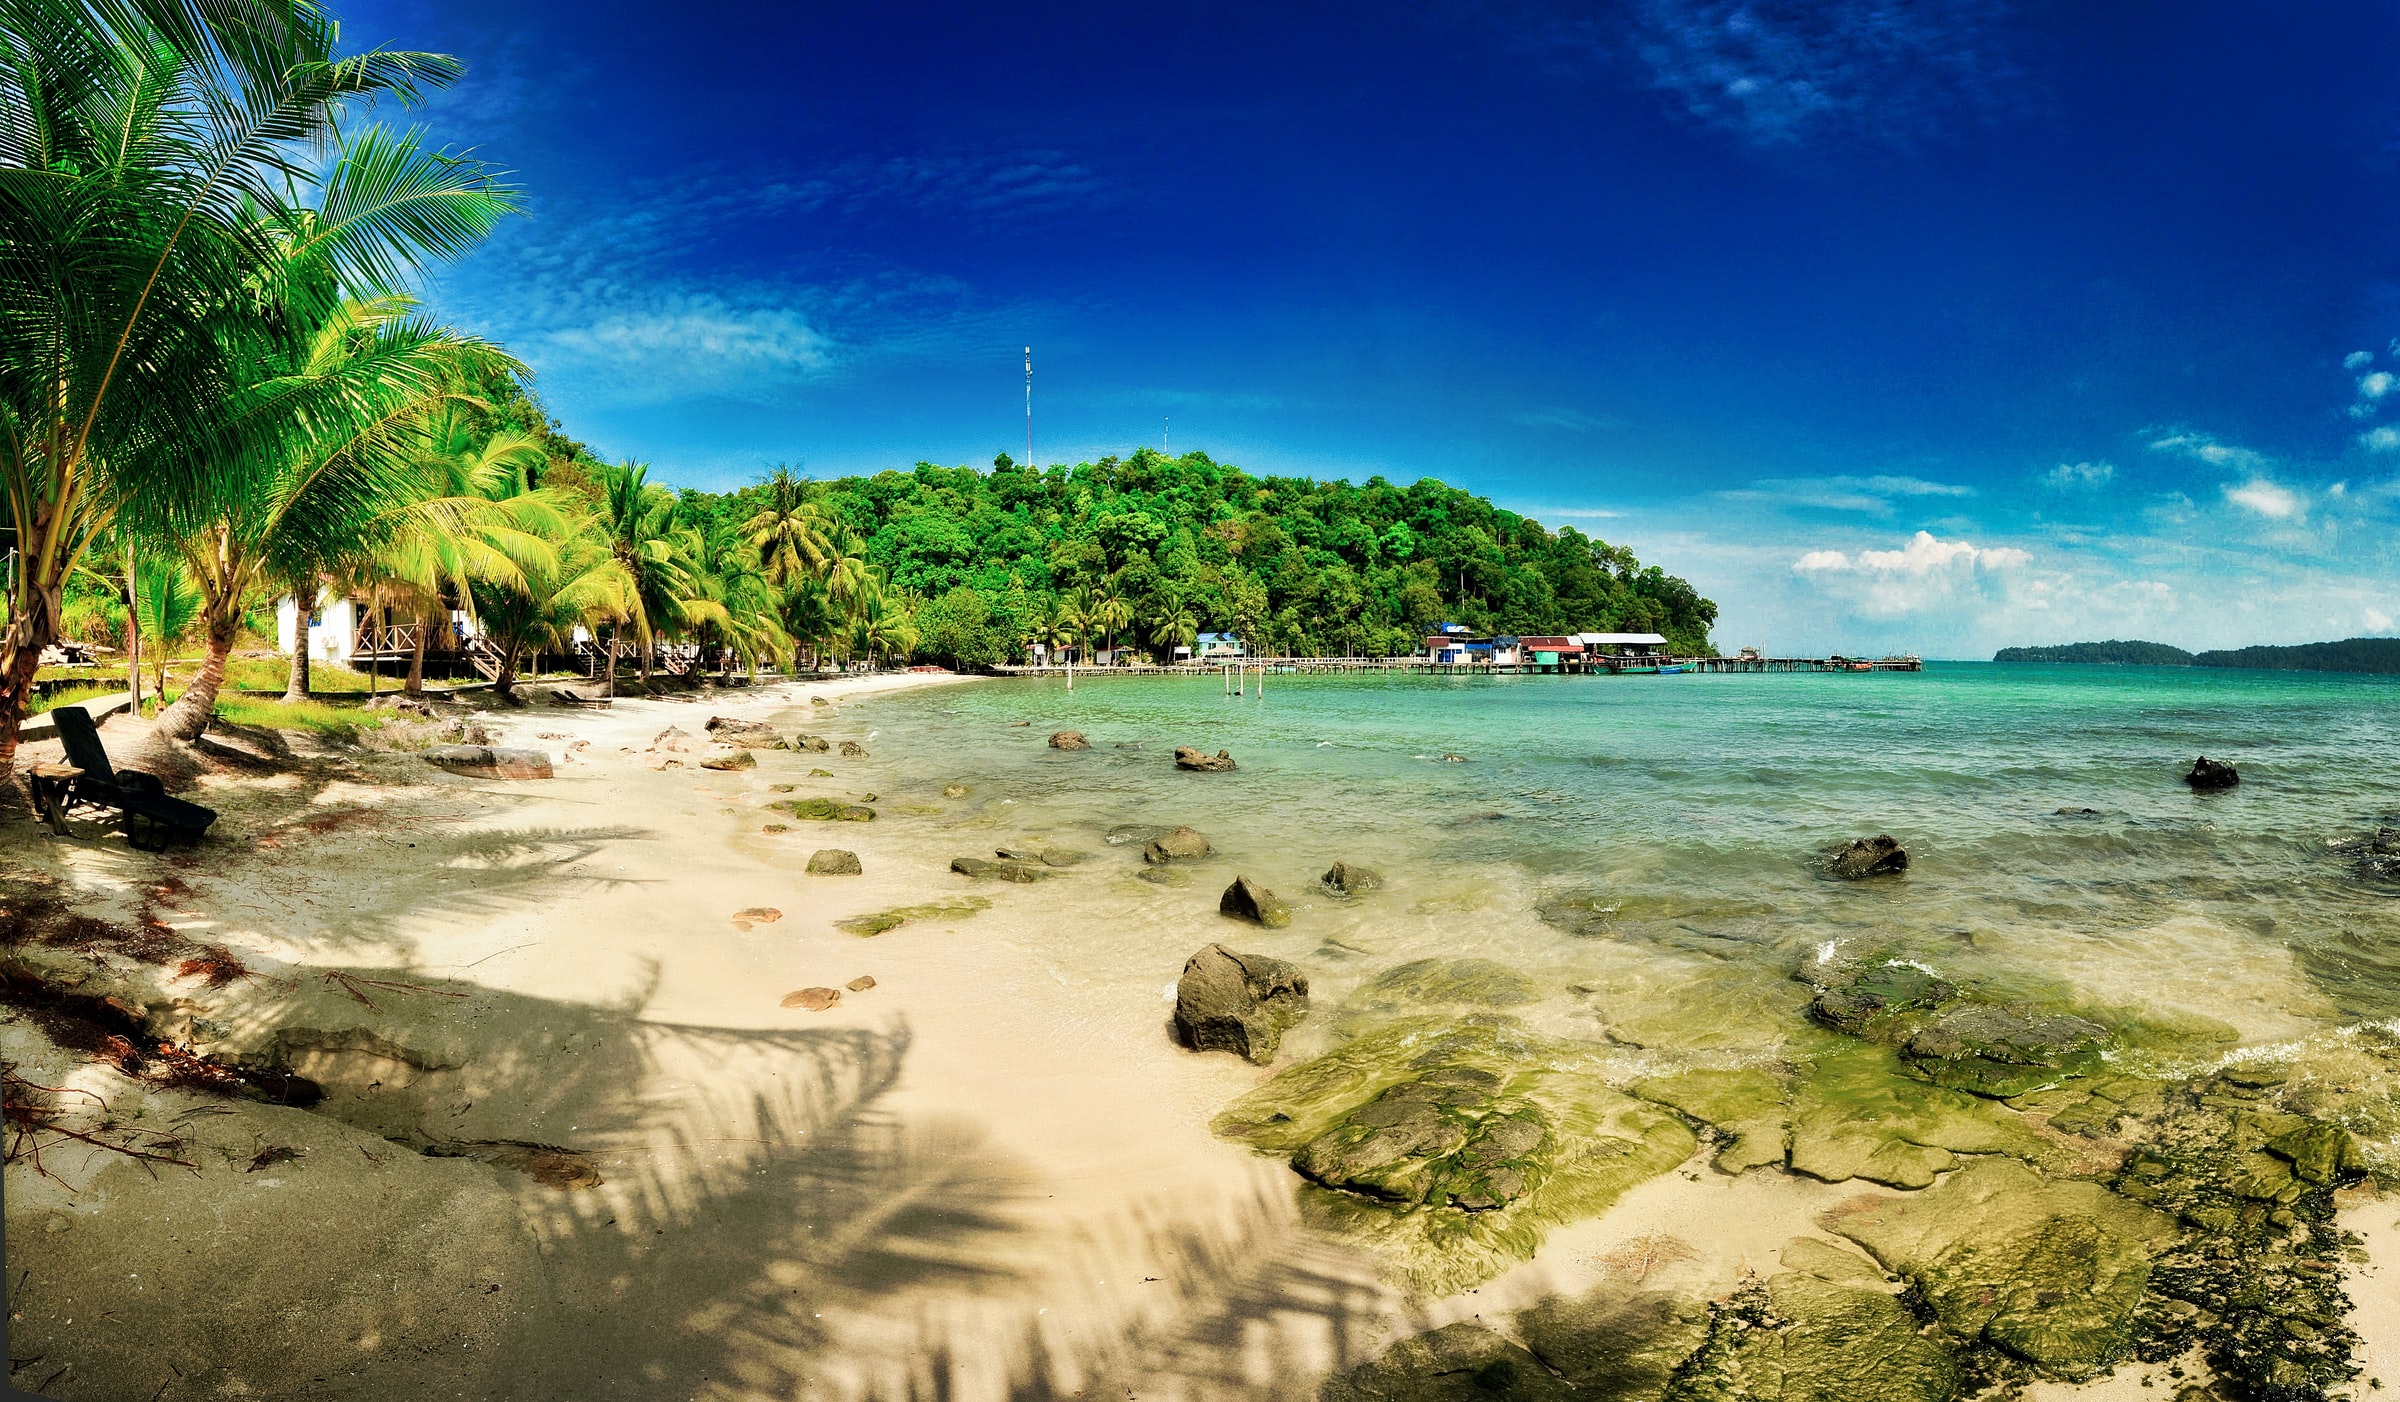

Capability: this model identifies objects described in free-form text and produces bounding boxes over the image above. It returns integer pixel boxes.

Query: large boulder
[423,745,552,780]
[704,716,786,748]
[1322,861,1383,896]
[1173,944,1310,1063]
[1143,826,1212,864]
[950,856,1049,883]
[1048,730,1089,750]
[805,849,862,875]
[1825,834,1908,879]
[1174,746,1237,772]
[2186,755,2239,790]
[1220,875,1292,928]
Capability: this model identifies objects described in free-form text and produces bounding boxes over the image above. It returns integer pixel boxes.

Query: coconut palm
[1028,600,1072,666]
[470,487,635,701]
[595,461,724,686]
[369,406,557,694]
[1149,599,1199,660]
[778,575,835,673]
[741,465,834,590]
[1092,588,1132,662]
[0,3,515,761]
[149,293,521,740]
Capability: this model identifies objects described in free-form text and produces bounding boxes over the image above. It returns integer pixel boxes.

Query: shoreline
[1,667,2395,1399]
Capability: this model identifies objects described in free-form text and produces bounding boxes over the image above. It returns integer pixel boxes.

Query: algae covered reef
[1219,945,2399,1401]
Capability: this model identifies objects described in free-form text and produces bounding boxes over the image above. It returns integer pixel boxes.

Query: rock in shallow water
[704,716,785,748]
[2186,755,2239,790]
[699,749,755,770]
[1321,861,1383,896]
[1048,730,1088,750]
[1219,874,1292,927]
[770,797,874,822]
[1825,834,1907,878]
[1173,943,1310,1063]
[1174,746,1236,771]
[1142,826,1211,863]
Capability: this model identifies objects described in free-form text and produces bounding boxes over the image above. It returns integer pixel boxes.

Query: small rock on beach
[781,987,840,1011]
[1174,746,1236,771]
[1143,826,1212,864]
[806,849,862,875]
[423,745,554,780]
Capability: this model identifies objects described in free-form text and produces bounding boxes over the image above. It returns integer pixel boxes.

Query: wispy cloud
[2353,369,2399,419]
[1725,473,1974,515]
[2361,425,2400,453]
[2346,349,2376,371]
[1509,406,1618,431]
[1623,0,2020,147]
[2148,429,2271,473]
[755,151,1116,223]
[2044,460,2113,491]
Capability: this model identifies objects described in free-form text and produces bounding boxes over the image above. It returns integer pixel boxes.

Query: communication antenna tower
[1024,347,1033,469]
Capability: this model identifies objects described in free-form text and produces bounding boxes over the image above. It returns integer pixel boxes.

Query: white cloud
[2223,480,2303,519]
[2353,370,2399,418]
[2369,608,2394,632]
[2361,426,2400,453]
[2149,430,2270,472]
[2347,350,2376,371]
[2045,460,2113,491]
[1793,530,2028,576]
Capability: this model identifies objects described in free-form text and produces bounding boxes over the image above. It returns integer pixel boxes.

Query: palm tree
[469,482,635,701]
[1092,589,1132,663]
[779,576,835,674]
[595,461,723,687]
[1028,601,1072,667]
[0,5,515,762]
[130,556,200,705]
[741,465,833,590]
[371,406,556,695]
[150,294,520,741]
[1149,597,1199,661]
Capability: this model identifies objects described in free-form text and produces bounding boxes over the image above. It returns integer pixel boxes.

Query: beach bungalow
[1194,632,1246,660]
[276,592,362,666]
[1423,633,1476,664]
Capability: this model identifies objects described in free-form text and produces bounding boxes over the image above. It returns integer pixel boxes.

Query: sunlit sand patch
[2006,912,2340,1045]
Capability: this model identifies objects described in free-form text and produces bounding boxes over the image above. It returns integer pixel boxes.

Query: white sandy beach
[2,671,2395,1401]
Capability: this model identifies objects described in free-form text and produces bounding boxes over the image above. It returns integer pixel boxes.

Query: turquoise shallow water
[856,663,2400,1048]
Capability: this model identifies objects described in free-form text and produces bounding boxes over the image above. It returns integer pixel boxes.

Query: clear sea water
[853,662,2400,1065]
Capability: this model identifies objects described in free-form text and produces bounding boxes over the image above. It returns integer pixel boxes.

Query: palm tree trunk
[367,587,381,697]
[0,533,71,776]
[284,626,311,703]
[406,609,428,696]
[155,607,238,743]
[493,642,519,701]
[125,542,141,718]
[603,621,619,697]
[639,634,655,685]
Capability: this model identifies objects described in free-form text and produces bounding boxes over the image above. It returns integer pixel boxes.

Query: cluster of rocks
[422,745,552,780]
[1173,746,1236,771]
[779,973,878,1013]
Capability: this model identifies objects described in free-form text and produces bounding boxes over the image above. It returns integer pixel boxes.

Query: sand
[5,672,2396,1400]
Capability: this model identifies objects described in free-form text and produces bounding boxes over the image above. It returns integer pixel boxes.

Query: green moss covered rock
[1217,1019,1693,1296]
[1826,1158,2176,1379]
[770,797,874,822]
[1318,1321,1570,1401]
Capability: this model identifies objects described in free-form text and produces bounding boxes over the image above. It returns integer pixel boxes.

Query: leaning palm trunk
[153,591,243,743]
[0,515,79,773]
[493,643,520,701]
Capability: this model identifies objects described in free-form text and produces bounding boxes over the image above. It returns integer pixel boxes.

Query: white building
[276,594,358,665]
[1571,631,1668,655]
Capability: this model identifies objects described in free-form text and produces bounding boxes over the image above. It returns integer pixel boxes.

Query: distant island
[1994,636,2400,674]
[1991,640,2194,665]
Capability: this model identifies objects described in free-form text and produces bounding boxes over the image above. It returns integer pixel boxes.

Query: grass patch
[29,683,121,715]
[213,694,384,742]
[223,657,376,693]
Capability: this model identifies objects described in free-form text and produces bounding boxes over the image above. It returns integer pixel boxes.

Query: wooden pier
[995,653,1922,679]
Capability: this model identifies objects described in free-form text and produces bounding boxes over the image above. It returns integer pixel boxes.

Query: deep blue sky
[349,0,2400,655]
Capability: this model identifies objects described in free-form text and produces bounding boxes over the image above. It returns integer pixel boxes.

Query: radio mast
[1023,347,1032,469]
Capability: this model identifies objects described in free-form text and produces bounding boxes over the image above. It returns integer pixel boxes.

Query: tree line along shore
[1993,638,2400,674]
[1,0,1717,771]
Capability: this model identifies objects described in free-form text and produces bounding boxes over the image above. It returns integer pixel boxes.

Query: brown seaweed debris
[3,1062,194,1186]
[0,963,320,1107]
[175,944,255,988]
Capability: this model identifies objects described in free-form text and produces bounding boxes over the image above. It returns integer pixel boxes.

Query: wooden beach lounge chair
[46,705,217,852]
[550,686,611,709]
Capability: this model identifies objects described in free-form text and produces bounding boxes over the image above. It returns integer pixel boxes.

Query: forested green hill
[659,449,1718,668]
[1992,640,2195,665]
[2191,638,2400,674]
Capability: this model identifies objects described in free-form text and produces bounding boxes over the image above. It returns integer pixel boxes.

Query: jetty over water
[997,653,1923,678]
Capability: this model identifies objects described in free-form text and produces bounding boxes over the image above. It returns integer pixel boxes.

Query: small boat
[1658,664,1688,675]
